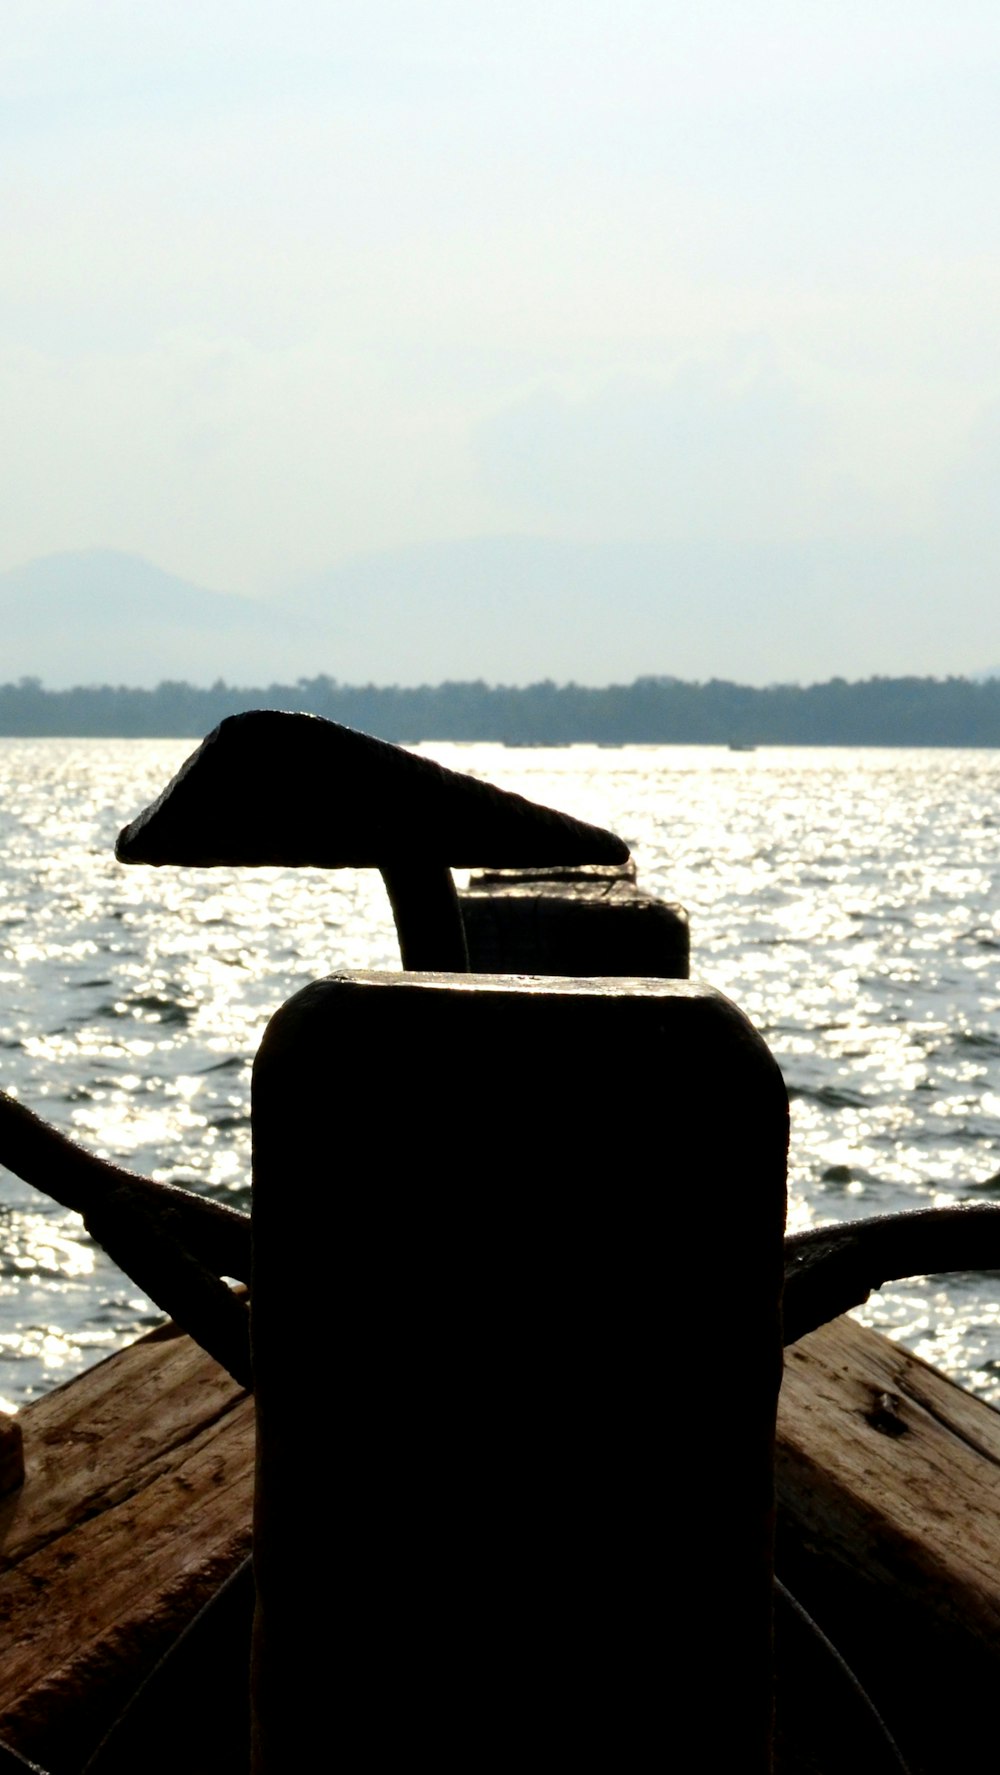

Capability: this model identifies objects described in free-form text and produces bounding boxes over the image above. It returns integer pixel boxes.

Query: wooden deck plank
[4,1307,1000,1772]
[0,1325,252,1773]
[777,1315,1000,1774]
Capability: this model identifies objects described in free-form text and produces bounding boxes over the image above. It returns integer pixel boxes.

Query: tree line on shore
[2,672,1000,745]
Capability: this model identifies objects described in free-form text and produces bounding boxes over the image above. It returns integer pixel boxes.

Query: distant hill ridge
[1,542,994,691]
[1,672,1000,746]
[0,550,317,688]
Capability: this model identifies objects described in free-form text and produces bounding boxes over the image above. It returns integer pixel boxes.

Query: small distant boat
[728,740,757,752]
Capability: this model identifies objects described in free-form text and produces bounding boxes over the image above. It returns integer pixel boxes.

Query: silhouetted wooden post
[460,861,690,977]
[250,972,787,1771]
[115,710,629,972]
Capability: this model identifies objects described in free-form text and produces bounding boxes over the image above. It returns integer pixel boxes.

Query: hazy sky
[4,3,1000,681]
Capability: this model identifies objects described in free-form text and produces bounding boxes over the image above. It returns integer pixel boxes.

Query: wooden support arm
[0,1089,252,1388]
[784,1203,1000,1346]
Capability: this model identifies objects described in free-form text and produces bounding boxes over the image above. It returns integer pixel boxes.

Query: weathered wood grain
[0,1325,252,1774]
[5,1277,1000,1774]
[777,1314,1000,1774]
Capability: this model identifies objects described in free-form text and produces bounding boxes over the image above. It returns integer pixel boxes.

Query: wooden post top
[116,710,630,872]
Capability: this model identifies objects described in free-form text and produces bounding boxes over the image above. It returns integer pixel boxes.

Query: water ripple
[2,738,1000,1401]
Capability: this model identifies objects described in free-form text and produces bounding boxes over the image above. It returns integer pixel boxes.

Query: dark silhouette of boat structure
[1,713,1000,1773]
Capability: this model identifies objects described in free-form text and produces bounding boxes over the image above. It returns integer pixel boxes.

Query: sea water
[1,738,999,1408]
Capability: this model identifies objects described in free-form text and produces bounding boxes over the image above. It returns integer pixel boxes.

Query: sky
[3,2,1000,684]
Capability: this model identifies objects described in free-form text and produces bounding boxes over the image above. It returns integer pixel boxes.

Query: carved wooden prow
[0,717,630,1392]
[115,710,630,971]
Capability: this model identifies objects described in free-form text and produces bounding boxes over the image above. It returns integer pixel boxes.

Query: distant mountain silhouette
[0,533,989,689]
[0,550,316,688]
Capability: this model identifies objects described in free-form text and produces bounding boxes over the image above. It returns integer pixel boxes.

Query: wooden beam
[0,1324,252,1773]
[777,1314,1000,1775]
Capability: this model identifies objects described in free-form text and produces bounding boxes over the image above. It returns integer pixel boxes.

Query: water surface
[2,740,998,1405]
